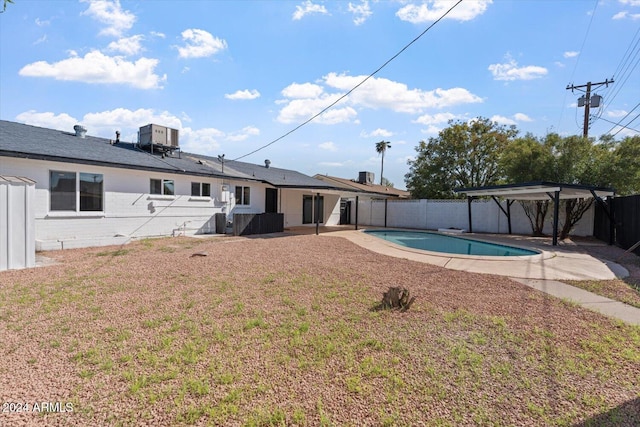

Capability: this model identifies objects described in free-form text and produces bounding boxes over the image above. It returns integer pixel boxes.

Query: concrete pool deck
[330,228,628,281]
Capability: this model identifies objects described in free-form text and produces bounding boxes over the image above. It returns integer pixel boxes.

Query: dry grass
[1,234,639,426]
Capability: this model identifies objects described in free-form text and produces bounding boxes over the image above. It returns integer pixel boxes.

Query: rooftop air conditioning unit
[139,124,179,148]
[358,171,375,185]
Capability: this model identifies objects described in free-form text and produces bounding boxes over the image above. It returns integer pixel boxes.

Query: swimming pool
[364,229,539,257]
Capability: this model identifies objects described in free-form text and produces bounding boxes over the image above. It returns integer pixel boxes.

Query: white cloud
[324,72,482,112]
[277,73,481,125]
[293,1,329,20]
[281,82,324,98]
[613,10,640,19]
[420,125,442,134]
[226,126,260,142]
[107,35,144,56]
[181,127,224,155]
[81,0,136,37]
[82,108,182,134]
[319,141,337,151]
[413,112,458,125]
[150,31,166,39]
[34,35,47,45]
[19,50,166,89]
[607,109,628,118]
[177,29,227,59]
[490,115,517,125]
[488,58,548,81]
[349,1,372,25]
[396,0,492,23]
[35,18,50,27]
[16,110,79,131]
[225,89,261,100]
[554,61,565,68]
[319,161,349,167]
[514,113,532,122]
[361,128,393,138]
[563,51,579,58]
[619,0,640,6]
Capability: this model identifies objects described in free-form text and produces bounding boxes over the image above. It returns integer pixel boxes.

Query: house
[0,120,364,251]
[313,172,411,199]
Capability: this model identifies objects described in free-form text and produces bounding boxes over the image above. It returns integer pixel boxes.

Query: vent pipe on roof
[115,130,120,143]
[265,159,271,168]
[73,125,87,138]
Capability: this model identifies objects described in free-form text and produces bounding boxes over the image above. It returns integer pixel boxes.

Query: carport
[455,182,615,246]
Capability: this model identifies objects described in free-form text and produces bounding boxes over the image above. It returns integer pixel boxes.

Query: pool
[364,229,539,257]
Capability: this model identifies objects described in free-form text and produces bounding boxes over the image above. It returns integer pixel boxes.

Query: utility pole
[566,79,614,138]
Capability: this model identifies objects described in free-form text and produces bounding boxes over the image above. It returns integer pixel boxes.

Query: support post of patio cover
[355,196,359,230]
[384,198,388,228]
[490,196,513,235]
[315,192,320,236]
[467,196,473,233]
[552,190,560,246]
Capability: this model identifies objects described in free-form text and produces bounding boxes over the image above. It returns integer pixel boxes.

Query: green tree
[1,0,13,13]
[500,134,555,236]
[404,117,518,198]
[375,140,391,185]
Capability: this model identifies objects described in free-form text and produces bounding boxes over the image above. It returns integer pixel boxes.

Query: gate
[594,194,640,255]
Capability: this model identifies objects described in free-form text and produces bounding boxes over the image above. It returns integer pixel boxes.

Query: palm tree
[375,140,391,185]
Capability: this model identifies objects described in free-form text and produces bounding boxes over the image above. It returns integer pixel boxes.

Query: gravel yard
[1,233,639,426]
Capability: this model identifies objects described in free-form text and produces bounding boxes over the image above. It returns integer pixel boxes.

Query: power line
[232,0,463,161]
[605,100,640,136]
[597,116,639,134]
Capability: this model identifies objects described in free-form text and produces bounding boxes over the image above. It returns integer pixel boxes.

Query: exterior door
[339,200,351,225]
[265,188,278,213]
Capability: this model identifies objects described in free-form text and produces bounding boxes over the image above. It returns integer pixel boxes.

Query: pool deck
[329,228,628,281]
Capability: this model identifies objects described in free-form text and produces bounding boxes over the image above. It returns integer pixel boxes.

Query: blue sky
[1,0,638,189]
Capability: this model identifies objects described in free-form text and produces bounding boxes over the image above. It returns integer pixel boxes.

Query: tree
[375,140,391,185]
[500,134,555,236]
[405,117,518,198]
[1,0,13,13]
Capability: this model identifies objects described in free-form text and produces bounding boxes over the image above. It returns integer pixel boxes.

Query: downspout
[355,195,359,230]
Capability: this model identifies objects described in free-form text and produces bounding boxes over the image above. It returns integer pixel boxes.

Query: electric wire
[557,0,599,133]
[597,116,639,134]
[605,100,640,136]
[232,0,463,161]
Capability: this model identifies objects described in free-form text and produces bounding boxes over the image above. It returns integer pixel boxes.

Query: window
[191,182,211,197]
[50,170,103,212]
[150,179,174,195]
[235,186,250,205]
[302,195,324,224]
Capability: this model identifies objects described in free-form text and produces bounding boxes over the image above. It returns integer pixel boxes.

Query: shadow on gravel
[573,397,640,427]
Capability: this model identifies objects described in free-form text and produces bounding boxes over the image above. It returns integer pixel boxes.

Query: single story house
[0,120,377,251]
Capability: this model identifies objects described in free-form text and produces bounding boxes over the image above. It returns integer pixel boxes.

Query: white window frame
[49,170,104,214]
[235,186,251,206]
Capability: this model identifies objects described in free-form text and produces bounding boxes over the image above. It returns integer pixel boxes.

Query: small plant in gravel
[380,286,416,312]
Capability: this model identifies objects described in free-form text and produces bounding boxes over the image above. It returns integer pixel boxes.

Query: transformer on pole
[566,79,614,138]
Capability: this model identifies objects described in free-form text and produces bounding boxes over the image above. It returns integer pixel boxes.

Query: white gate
[1,176,35,271]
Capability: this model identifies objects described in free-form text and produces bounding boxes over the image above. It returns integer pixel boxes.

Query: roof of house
[313,174,411,198]
[0,120,340,190]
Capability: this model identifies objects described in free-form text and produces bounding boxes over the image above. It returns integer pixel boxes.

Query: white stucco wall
[1,158,241,249]
[279,190,341,227]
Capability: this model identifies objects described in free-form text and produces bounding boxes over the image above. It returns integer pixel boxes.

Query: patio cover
[455,182,615,246]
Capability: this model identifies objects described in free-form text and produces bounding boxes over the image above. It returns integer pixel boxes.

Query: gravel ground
[1,233,639,426]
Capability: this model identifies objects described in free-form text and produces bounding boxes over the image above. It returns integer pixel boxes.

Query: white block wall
[355,198,595,237]
[0,177,35,270]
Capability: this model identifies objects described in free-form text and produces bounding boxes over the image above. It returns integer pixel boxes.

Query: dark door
[265,188,278,213]
[339,200,351,225]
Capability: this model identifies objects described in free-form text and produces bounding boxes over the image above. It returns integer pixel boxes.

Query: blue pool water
[364,230,539,257]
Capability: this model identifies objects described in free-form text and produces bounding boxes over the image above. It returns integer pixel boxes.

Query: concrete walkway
[512,278,640,326]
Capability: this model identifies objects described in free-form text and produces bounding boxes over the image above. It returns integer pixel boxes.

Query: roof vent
[265,159,271,168]
[73,125,87,138]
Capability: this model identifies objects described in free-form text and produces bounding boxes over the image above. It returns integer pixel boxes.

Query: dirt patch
[1,234,639,426]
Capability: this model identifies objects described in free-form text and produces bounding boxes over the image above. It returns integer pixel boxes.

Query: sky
[1,0,639,190]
